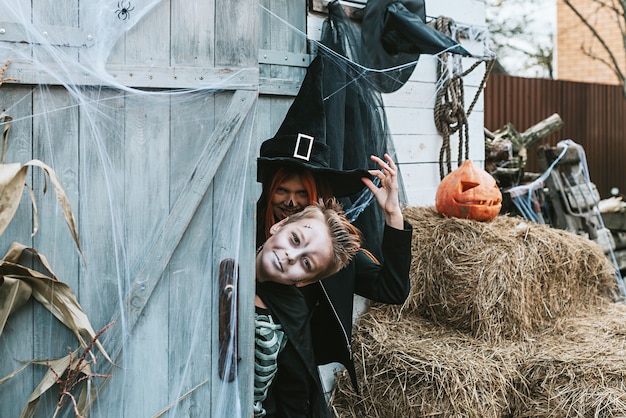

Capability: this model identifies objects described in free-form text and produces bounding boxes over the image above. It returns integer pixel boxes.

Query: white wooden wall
[308,0,488,207]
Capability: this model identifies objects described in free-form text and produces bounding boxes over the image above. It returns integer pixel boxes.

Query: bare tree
[486,0,554,78]
[562,0,626,97]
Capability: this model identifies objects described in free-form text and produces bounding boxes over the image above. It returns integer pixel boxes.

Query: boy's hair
[282,198,361,280]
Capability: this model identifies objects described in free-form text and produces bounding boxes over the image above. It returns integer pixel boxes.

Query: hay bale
[402,206,617,342]
[330,304,626,418]
[512,303,626,417]
[330,208,626,417]
[330,305,524,418]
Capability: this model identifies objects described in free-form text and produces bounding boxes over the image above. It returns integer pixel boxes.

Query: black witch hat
[362,0,472,93]
[257,55,371,198]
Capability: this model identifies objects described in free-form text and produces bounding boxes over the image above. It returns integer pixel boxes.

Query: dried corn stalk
[0,91,109,417]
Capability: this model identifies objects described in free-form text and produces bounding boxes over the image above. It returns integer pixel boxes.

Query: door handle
[218,258,239,381]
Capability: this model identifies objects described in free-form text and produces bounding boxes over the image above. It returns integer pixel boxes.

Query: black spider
[115,1,134,20]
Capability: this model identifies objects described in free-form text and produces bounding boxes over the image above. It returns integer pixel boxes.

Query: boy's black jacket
[256,281,331,418]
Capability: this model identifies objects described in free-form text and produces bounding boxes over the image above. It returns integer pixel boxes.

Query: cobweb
[261,1,493,259]
[0,1,493,417]
[508,140,626,296]
[0,1,255,417]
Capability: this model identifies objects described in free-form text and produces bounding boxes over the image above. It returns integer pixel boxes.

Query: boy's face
[256,216,333,286]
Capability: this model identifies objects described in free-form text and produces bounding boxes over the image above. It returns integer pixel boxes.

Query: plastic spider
[115,1,134,20]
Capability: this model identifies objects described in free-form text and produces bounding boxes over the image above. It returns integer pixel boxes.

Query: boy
[254,199,361,418]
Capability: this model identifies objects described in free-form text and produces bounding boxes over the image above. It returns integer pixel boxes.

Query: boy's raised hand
[362,154,404,229]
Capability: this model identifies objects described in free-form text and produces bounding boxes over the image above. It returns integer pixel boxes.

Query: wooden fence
[484,74,626,199]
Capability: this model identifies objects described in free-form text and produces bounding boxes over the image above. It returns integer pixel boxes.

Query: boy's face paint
[256,217,333,285]
[271,176,309,220]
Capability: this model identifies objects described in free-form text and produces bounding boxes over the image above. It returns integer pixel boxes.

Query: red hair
[263,167,319,240]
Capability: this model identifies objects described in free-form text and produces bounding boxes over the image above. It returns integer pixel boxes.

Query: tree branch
[563,0,626,88]
[581,45,621,78]
[591,0,624,16]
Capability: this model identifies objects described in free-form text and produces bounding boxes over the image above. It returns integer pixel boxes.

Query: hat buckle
[293,133,314,161]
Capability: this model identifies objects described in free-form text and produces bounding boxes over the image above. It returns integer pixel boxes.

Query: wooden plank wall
[0,0,257,417]
[258,0,308,147]
[484,74,626,199]
[384,0,488,206]
[5,1,82,415]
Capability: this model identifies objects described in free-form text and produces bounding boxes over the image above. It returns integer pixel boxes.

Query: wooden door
[0,0,257,417]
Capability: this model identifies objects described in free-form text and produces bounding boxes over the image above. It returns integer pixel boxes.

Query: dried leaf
[0,58,17,89]
[25,184,39,237]
[0,159,82,256]
[0,244,111,363]
[3,242,58,280]
[0,163,28,237]
[0,361,31,385]
[24,160,82,255]
[11,272,110,363]
[0,276,33,337]
[20,352,76,418]
[10,323,110,418]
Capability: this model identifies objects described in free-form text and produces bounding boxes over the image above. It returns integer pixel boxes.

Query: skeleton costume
[254,308,286,417]
[255,281,330,418]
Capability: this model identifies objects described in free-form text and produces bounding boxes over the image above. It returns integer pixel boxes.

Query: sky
[485,0,557,77]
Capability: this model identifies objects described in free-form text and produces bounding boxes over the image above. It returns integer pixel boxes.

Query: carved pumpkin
[435,159,502,221]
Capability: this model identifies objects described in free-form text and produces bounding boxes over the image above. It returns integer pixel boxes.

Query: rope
[434,16,495,180]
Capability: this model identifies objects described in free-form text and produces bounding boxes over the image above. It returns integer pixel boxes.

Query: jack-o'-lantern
[435,159,502,221]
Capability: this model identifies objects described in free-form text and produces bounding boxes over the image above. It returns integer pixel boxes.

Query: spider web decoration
[507,145,567,225]
[0,0,494,416]
[0,1,254,417]
[261,1,494,258]
[508,140,626,296]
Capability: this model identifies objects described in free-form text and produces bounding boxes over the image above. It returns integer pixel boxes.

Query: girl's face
[256,216,333,286]
[270,176,309,221]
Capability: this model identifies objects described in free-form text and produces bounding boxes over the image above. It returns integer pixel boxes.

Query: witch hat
[257,55,371,198]
[362,0,472,93]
